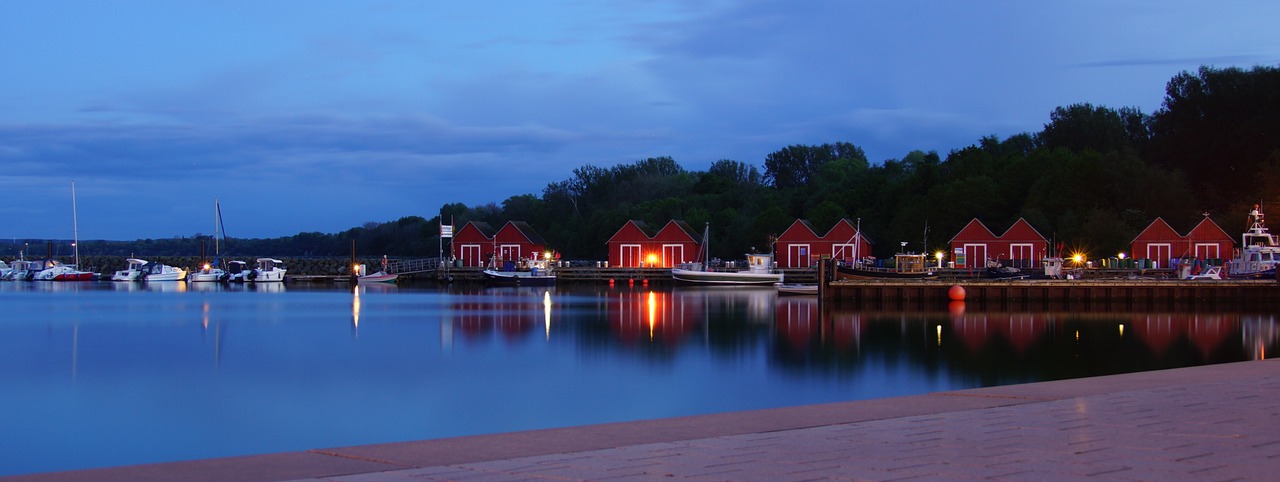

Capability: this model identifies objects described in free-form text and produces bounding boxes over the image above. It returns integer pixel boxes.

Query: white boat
[482,254,555,285]
[112,258,188,281]
[34,182,96,281]
[670,223,784,286]
[358,271,398,283]
[248,258,287,283]
[224,260,251,283]
[5,258,37,280]
[0,260,9,279]
[1187,265,1224,280]
[1226,204,1279,279]
[190,198,230,283]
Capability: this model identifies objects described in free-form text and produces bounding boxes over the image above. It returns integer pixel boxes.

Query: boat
[776,283,818,295]
[835,253,938,280]
[357,255,398,284]
[1225,204,1279,279]
[111,258,188,281]
[248,258,287,283]
[482,253,556,286]
[5,257,37,281]
[0,260,9,280]
[1187,265,1224,280]
[670,223,784,286]
[190,198,230,283]
[224,260,251,282]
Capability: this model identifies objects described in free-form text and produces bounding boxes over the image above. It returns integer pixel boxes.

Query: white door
[788,244,810,268]
[460,244,482,267]
[1009,243,1035,268]
[620,244,641,267]
[963,244,987,269]
[1147,243,1171,268]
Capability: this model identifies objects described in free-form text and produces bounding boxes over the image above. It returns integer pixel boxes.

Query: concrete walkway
[8,360,1279,481]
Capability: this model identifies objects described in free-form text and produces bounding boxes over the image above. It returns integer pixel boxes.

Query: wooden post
[818,256,830,302]
[350,239,358,286]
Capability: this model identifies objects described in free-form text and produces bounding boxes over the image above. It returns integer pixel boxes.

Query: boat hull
[358,272,398,284]
[777,284,818,295]
[189,270,227,282]
[482,269,555,286]
[670,268,783,285]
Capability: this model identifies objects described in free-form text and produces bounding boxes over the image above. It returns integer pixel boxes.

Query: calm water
[1,280,1276,476]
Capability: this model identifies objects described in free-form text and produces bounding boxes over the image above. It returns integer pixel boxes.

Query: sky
[3,1,1279,242]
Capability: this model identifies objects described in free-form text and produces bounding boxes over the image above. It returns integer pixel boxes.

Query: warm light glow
[1118,324,1124,336]
[1118,252,1127,260]
[1072,253,1084,264]
[936,324,942,346]
[203,263,211,271]
[646,253,659,266]
[935,251,945,261]
[647,291,657,340]
[352,289,361,332]
[544,291,552,340]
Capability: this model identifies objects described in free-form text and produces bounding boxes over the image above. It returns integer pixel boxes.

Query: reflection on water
[0,280,1277,476]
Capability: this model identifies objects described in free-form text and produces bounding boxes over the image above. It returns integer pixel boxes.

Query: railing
[385,257,443,274]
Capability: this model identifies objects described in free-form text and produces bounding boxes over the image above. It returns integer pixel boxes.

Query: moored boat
[224,260,251,282]
[482,254,556,286]
[776,283,818,295]
[112,258,188,281]
[670,223,784,286]
[358,271,398,283]
[248,258,287,283]
[835,253,937,280]
[190,198,230,283]
[1226,204,1279,279]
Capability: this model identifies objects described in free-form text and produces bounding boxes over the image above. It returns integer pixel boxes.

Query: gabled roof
[655,220,702,243]
[458,221,496,238]
[949,218,997,243]
[777,219,820,241]
[823,218,875,245]
[1184,217,1234,242]
[503,221,547,245]
[1130,217,1180,244]
[999,218,1048,243]
[606,220,655,244]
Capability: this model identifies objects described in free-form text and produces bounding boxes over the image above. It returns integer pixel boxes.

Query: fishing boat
[248,258,287,283]
[482,253,556,286]
[670,223,784,285]
[834,253,938,280]
[190,198,230,283]
[1225,204,1279,279]
[111,258,188,281]
[356,255,398,284]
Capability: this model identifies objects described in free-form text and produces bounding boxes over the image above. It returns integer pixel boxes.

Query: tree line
[11,65,1279,262]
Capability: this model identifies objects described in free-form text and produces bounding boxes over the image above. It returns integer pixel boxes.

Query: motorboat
[483,254,555,286]
[224,260,251,282]
[189,262,228,282]
[358,271,398,284]
[34,263,95,281]
[112,258,188,281]
[248,258,287,283]
[1226,204,1279,279]
[670,223,784,285]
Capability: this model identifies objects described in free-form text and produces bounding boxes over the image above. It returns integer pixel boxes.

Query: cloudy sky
[3,1,1278,241]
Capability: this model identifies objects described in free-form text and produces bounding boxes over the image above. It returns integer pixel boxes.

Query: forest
[44,65,1280,262]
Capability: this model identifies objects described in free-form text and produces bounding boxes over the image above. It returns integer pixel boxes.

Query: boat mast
[213,197,220,262]
[71,180,80,268]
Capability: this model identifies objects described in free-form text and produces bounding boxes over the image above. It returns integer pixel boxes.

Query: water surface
[0,281,1274,475]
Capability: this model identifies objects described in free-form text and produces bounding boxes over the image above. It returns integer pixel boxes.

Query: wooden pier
[823,279,1280,308]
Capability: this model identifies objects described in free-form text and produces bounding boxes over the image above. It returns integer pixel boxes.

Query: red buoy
[948,285,966,301]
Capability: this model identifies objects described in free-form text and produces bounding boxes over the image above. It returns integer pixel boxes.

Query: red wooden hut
[605,220,701,268]
[948,218,1048,269]
[1183,217,1234,262]
[1130,218,1182,268]
[452,221,496,267]
[775,219,874,268]
[492,221,549,267]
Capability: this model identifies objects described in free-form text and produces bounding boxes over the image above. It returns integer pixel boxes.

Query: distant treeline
[7,65,1279,262]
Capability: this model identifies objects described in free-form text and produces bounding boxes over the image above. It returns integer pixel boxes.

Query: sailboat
[190,198,230,282]
[36,181,95,281]
[670,223,784,285]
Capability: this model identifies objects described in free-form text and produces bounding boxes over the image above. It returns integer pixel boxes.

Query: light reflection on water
[0,280,1276,476]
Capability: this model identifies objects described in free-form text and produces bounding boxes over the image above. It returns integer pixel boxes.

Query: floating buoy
[949,300,965,316]
[608,279,615,286]
[948,285,966,301]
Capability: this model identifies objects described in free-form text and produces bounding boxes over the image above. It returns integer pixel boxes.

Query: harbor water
[0,280,1276,476]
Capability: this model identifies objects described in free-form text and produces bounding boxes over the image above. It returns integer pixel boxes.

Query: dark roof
[507,221,547,245]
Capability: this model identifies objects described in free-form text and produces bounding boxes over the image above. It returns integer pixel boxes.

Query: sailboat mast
[71,180,80,268]
[213,197,220,259]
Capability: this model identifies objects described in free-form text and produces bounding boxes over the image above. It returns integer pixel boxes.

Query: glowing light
[646,253,659,266]
[1072,253,1085,264]
[543,290,552,340]
[647,291,657,340]
[352,289,361,332]
[202,263,211,271]
[1117,252,1127,260]
[1118,324,1124,336]
[935,251,945,262]
[936,324,942,346]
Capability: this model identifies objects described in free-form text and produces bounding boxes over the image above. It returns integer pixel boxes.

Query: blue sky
[3,1,1278,241]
